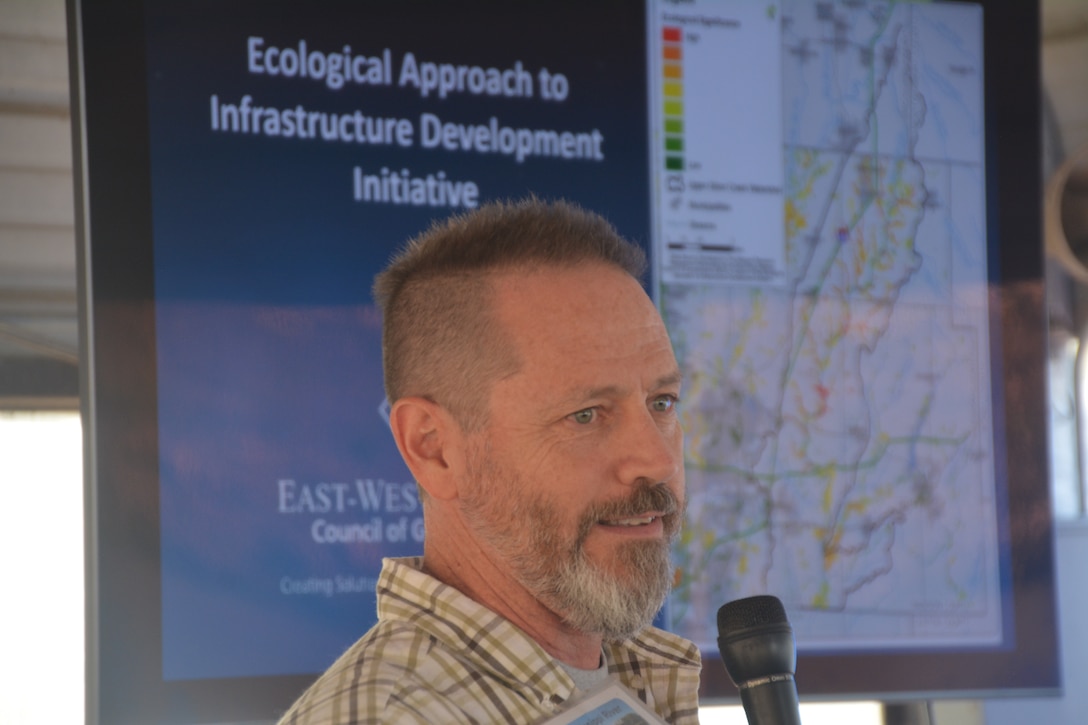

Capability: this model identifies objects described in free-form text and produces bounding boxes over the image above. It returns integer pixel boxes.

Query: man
[278,198,701,724]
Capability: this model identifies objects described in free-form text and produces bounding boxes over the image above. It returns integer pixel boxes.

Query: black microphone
[716,595,802,725]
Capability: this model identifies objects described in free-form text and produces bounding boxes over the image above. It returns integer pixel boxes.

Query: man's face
[459,262,685,640]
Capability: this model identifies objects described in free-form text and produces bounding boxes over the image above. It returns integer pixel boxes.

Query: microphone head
[717,594,788,632]
[716,595,796,685]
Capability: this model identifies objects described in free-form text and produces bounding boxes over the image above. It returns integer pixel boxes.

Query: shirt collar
[377,556,578,705]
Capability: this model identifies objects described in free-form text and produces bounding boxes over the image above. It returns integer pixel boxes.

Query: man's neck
[422,538,605,670]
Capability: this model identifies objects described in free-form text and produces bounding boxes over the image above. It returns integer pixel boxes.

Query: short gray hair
[373,197,647,430]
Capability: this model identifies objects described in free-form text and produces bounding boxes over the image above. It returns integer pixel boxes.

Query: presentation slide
[650,1,1002,653]
[145,0,650,679]
[130,0,1018,693]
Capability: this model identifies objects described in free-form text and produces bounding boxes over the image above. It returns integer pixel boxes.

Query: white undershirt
[556,650,609,692]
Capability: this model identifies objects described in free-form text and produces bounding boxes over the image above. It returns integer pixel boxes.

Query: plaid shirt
[278,557,702,724]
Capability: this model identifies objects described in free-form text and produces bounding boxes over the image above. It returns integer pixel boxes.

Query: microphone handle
[737,674,802,725]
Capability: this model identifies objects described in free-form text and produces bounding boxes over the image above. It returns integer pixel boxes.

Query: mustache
[576,481,683,539]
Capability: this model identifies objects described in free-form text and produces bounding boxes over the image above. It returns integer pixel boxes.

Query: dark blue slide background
[144,0,652,680]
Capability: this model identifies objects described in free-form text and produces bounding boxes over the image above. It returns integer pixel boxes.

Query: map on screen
[648,0,999,651]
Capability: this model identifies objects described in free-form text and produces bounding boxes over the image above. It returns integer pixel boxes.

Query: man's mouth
[582,483,681,539]
[599,514,662,527]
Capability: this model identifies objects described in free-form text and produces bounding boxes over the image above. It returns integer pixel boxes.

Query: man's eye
[651,395,677,413]
[571,408,596,424]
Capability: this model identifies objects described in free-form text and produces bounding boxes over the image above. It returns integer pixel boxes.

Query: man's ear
[388,396,465,501]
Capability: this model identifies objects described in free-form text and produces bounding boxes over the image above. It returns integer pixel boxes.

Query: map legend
[649,0,784,287]
[662,26,684,171]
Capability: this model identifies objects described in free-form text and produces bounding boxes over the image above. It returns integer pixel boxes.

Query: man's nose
[616,407,682,486]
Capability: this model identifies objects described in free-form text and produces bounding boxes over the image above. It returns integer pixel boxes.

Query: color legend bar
[648,0,785,287]
[661,26,684,171]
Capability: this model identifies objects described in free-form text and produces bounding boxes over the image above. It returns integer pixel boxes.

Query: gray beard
[538,524,675,641]
[461,450,680,640]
